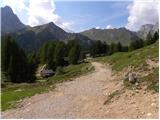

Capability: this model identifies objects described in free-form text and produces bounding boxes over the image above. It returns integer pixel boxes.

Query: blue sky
[55,1,130,32]
[1,0,158,32]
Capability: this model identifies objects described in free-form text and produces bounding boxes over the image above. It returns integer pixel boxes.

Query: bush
[55,67,65,75]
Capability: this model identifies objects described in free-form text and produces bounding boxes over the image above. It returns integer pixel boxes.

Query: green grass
[95,42,158,71]
[48,62,94,83]
[1,62,94,111]
[140,68,159,92]
[1,83,50,111]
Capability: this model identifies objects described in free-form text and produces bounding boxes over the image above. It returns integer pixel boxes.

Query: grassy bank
[95,42,158,71]
[1,62,94,111]
[95,42,158,92]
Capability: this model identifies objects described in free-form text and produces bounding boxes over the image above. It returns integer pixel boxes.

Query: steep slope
[137,23,159,40]
[80,27,140,46]
[1,6,26,35]
[11,22,92,52]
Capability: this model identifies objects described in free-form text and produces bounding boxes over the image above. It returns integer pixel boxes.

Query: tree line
[38,40,81,70]
[1,31,158,83]
[90,31,159,57]
[1,36,82,83]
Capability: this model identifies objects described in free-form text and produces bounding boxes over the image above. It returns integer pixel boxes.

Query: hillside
[95,41,158,71]
[80,27,140,46]
[95,41,159,93]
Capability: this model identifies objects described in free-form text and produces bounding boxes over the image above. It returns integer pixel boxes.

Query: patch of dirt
[1,62,159,119]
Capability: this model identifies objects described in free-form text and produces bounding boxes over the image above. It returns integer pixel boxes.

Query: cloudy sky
[0,0,159,32]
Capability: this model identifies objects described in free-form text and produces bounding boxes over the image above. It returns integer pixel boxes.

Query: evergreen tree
[46,43,56,70]
[101,42,107,54]
[54,42,66,66]
[138,39,144,48]
[1,35,36,83]
[117,42,122,52]
[39,43,50,63]
[79,51,86,61]
[90,40,102,57]
[1,35,13,74]
[68,43,81,64]
[153,31,159,41]
[96,40,102,55]
[27,53,38,82]
[66,40,78,56]
[90,42,97,57]
[129,41,137,51]
[144,32,152,46]
[109,43,115,54]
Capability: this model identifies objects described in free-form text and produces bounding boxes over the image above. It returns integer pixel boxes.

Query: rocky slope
[137,23,159,40]
[1,6,26,35]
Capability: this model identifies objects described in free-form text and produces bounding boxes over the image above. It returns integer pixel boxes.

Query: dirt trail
[1,62,159,119]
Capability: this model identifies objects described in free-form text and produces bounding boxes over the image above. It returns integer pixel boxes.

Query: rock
[131,92,135,96]
[146,113,152,116]
[128,73,137,84]
[106,110,109,113]
[151,103,156,106]
[143,91,146,94]
[141,112,145,115]
[130,101,135,104]
[135,89,139,93]
[135,82,139,86]
[152,99,156,102]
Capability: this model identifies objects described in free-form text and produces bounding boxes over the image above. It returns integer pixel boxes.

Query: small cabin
[40,69,54,78]
[37,64,54,78]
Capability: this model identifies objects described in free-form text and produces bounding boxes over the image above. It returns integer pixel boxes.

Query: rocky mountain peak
[1,6,26,35]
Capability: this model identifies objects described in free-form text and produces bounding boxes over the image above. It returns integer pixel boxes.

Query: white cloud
[27,0,73,31]
[126,0,159,31]
[1,0,73,32]
[0,0,27,12]
[106,25,113,29]
[95,26,100,29]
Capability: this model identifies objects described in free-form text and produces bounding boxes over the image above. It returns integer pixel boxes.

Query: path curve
[2,62,112,119]
[2,62,159,119]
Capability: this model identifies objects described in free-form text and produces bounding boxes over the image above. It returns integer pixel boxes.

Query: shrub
[55,67,65,75]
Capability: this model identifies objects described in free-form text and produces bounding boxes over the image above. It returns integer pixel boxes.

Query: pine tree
[101,42,107,54]
[54,42,66,66]
[68,44,80,64]
[2,35,36,83]
[144,32,152,46]
[153,31,159,42]
[90,42,97,57]
[117,42,122,52]
[109,43,115,54]
[129,41,136,51]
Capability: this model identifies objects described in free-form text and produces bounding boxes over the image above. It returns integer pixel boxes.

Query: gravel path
[2,62,112,119]
[1,62,159,119]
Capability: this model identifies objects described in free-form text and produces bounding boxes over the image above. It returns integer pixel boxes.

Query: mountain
[11,22,92,52]
[137,23,159,40]
[1,6,26,35]
[1,6,92,52]
[80,27,140,46]
[1,6,158,53]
